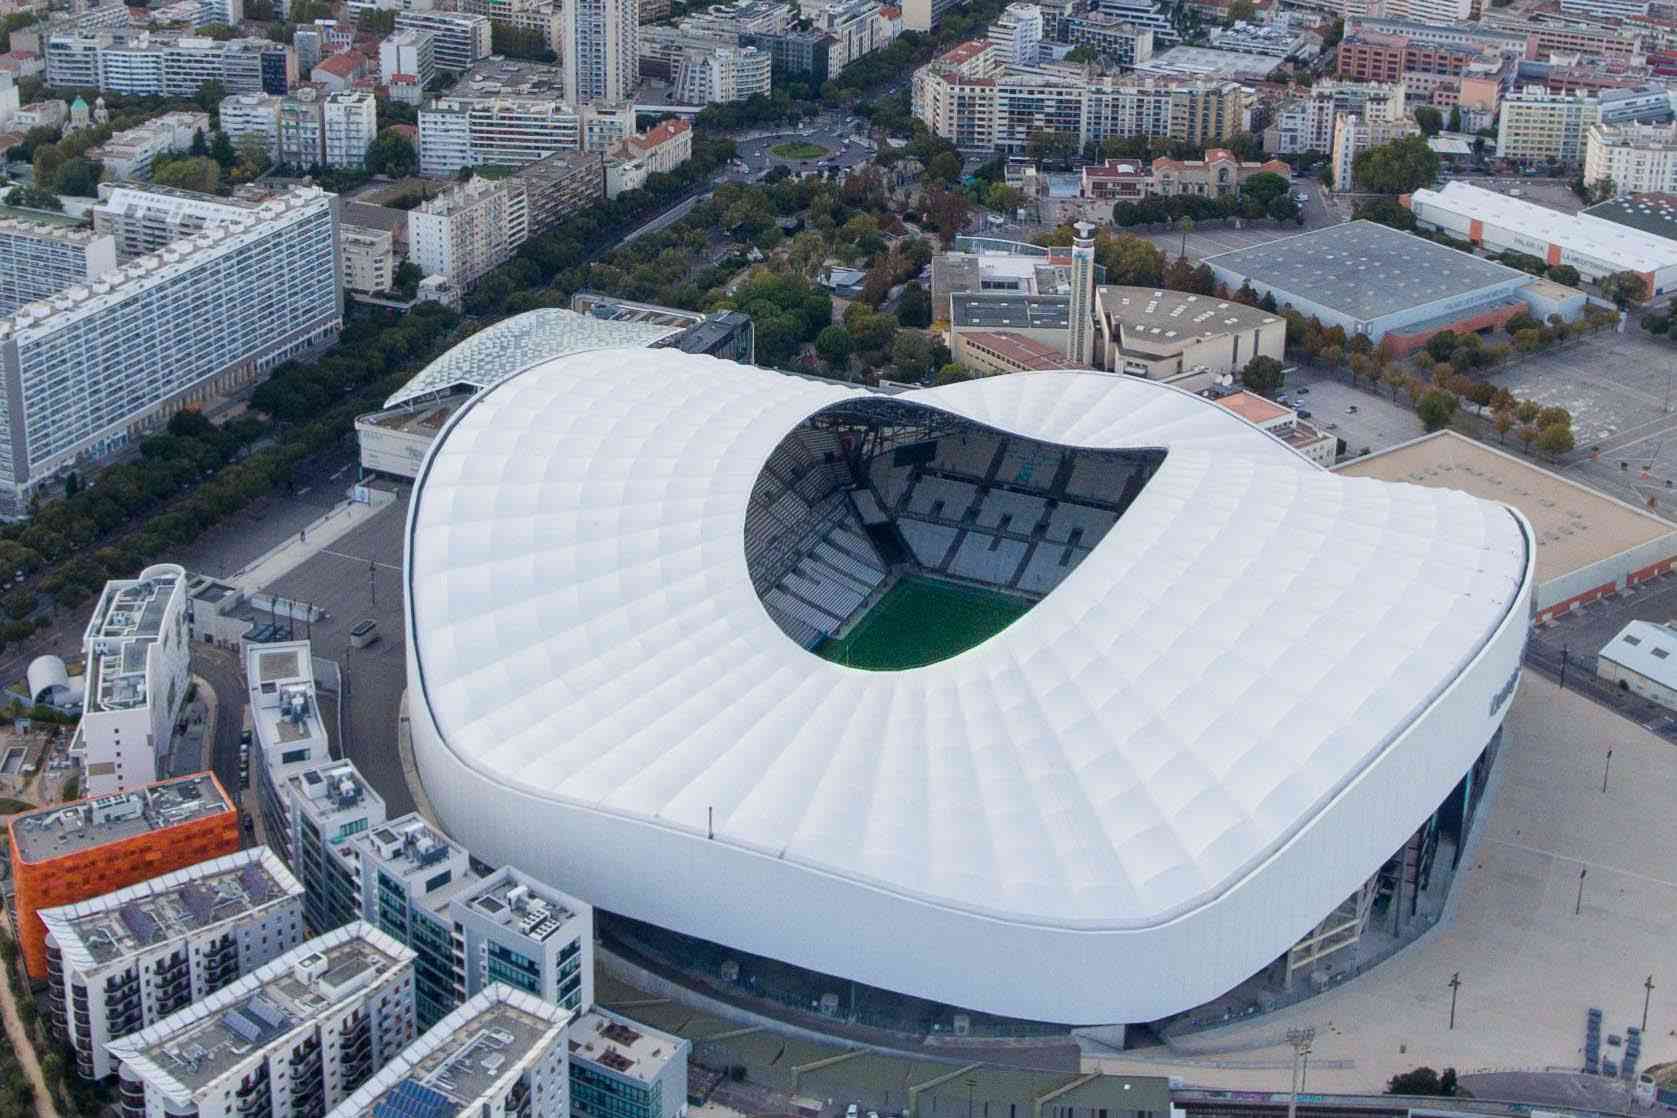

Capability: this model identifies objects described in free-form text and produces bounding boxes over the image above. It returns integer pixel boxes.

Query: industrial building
[247,640,332,868]
[289,759,387,934]
[107,922,417,1118]
[39,847,305,1080]
[79,563,192,796]
[1597,621,1677,710]
[0,185,341,518]
[1409,181,1677,300]
[325,984,574,1118]
[569,1008,690,1118]
[1094,286,1284,389]
[8,772,240,979]
[404,346,1533,1030]
[1203,220,1576,352]
[450,866,594,1012]
[1338,431,1677,625]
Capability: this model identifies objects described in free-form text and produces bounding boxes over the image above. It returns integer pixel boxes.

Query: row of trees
[1112,171,1302,228]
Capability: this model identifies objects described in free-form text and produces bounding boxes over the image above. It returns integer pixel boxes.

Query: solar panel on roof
[374,1080,458,1118]
[118,903,160,943]
[240,865,271,902]
[246,996,289,1030]
[180,884,218,925]
[222,1008,265,1044]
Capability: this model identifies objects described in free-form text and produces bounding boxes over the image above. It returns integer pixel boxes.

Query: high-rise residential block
[246,640,332,867]
[1497,85,1600,164]
[91,182,262,261]
[327,984,573,1118]
[449,867,592,1014]
[289,759,388,934]
[40,847,305,1080]
[563,0,637,104]
[324,89,379,168]
[342,227,396,294]
[379,28,436,89]
[219,90,282,160]
[46,31,294,96]
[1585,122,1677,196]
[986,1,1040,67]
[354,814,477,1028]
[1262,79,1407,155]
[419,96,633,171]
[7,773,240,979]
[0,186,340,515]
[108,922,418,1118]
[0,219,117,316]
[409,175,530,289]
[79,563,191,796]
[568,1008,688,1118]
[394,10,492,72]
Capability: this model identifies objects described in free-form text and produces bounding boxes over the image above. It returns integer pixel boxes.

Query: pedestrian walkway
[233,489,398,591]
[0,930,61,1118]
[394,690,442,831]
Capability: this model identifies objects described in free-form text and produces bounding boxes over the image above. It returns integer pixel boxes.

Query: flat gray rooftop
[1099,285,1281,343]
[951,293,1071,331]
[458,868,585,944]
[10,773,229,863]
[1583,192,1677,243]
[1203,220,1529,323]
[570,1008,685,1085]
[364,1001,553,1112]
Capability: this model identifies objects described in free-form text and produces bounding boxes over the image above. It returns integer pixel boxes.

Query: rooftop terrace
[9,772,231,863]
[40,847,300,970]
[569,1008,683,1085]
[457,868,587,944]
[85,565,180,713]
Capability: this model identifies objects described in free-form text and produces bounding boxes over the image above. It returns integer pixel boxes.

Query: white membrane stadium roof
[406,350,1529,934]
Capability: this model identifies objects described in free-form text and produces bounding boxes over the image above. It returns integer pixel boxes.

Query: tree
[232,134,270,181]
[1240,354,1285,396]
[1239,171,1290,207]
[1063,44,1098,63]
[1448,106,1462,133]
[53,156,100,197]
[897,282,932,328]
[1417,389,1458,432]
[1225,0,1255,21]
[927,150,962,183]
[1546,263,1581,287]
[189,128,209,157]
[1353,196,1417,231]
[934,362,972,385]
[1492,408,1514,443]
[365,128,418,178]
[31,143,63,192]
[815,324,854,364]
[1266,193,1300,224]
[1413,105,1444,136]
[195,78,228,122]
[891,331,933,378]
[1587,176,1616,204]
[1351,134,1440,194]
[1424,331,1459,362]
[153,156,221,194]
[209,128,237,169]
[1602,270,1648,307]
[1536,422,1575,458]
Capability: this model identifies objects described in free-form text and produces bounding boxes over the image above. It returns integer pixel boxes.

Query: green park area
[770,141,830,161]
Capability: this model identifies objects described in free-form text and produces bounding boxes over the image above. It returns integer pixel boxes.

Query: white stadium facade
[404,340,1534,1033]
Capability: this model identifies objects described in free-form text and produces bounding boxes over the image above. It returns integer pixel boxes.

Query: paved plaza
[1287,368,1426,459]
[1086,674,1677,1094]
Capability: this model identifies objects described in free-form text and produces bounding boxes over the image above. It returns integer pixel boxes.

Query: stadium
[404,341,1534,1035]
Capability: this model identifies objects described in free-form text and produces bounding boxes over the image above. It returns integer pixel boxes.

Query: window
[1654,647,1670,660]
[1625,635,1642,646]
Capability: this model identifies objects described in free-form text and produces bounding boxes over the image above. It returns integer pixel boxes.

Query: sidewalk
[232,489,397,591]
[0,935,60,1118]
[394,690,442,830]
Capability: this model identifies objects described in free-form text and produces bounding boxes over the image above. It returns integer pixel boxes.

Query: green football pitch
[817,576,1033,671]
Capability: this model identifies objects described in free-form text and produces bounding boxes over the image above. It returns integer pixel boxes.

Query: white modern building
[450,867,592,1013]
[247,640,333,869]
[1497,85,1599,165]
[289,759,388,935]
[45,32,293,97]
[40,847,306,1081]
[0,186,341,516]
[88,110,209,181]
[91,182,263,261]
[1584,122,1677,197]
[219,91,282,160]
[326,984,573,1118]
[569,1008,688,1118]
[409,175,530,290]
[342,227,396,294]
[563,0,637,105]
[419,96,633,171]
[107,923,418,1118]
[0,221,117,316]
[1410,180,1677,300]
[671,43,770,104]
[379,28,436,89]
[79,565,191,797]
[404,346,1534,1029]
[1262,79,1405,156]
[986,2,1041,66]
[354,814,477,1028]
[1560,0,1648,16]
[324,90,379,169]
[394,10,491,72]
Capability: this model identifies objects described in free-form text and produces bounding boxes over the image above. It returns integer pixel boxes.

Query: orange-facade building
[7,772,240,979]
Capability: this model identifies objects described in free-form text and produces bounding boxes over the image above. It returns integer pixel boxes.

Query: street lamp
[1603,748,1614,794]
[1645,975,1656,1033]
[1285,1027,1315,1118]
[1576,866,1588,915]
[1448,972,1461,1030]
[1560,643,1570,690]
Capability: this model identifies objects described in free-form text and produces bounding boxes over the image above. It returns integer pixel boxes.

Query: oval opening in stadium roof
[744,399,1165,670]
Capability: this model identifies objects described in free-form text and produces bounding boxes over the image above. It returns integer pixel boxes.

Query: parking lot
[1285,367,1426,459]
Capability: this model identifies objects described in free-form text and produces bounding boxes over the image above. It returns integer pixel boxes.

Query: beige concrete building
[1094,286,1284,390]
[1330,109,1420,191]
[1584,121,1677,196]
[1496,86,1599,165]
[1213,391,1337,466]
[342,226,395,294]
[950,329,1067,375]
[409,175,529,290]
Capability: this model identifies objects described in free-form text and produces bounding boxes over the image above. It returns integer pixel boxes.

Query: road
[725,115,876,183]
[623,192,705,245]
[193,643,252,820]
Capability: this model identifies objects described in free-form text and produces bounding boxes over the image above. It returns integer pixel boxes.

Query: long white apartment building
[91,182,261,261]
[108,923,417,1118]
[40,848,305,1081]
[0,186,341,517]
[247,640,332,868]
[1586,121,1677,196]
[1262,79,1405,155]
[409,175,529,290]
[45,32,294,97]
[457,0,563,53]
[419,95,634,173]
[563,0,637,105]
[78,565,190,796]
[219,88,375,168]
[1491,85,1677,165]
[326,985,572,1118]
[1561,0,1648,16]
[449,867,593,1013]
[394,10,491,72]
[0,220,117,317]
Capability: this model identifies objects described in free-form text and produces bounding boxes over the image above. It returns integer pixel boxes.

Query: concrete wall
[1534,533,1677,623]
[1596,659,1677,710]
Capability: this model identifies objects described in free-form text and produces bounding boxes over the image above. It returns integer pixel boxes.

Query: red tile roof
[313,51,363,78]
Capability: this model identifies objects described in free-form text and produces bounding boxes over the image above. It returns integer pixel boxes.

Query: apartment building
[0,220,117,316]
[742,27,830,82]
[379,28,436,89]
[1262,79,1405,154]
[91,182,261,260]
[0,186,341,514]
[324,89,378,168]
[457,0,564,53]
[803,0,881,73]
[672,42,769,102]
[449,867,593,1013]
[8,773,240,979]
[901,0,958,32]
[79,564,191,796]
[395,10,491,72]
[569,1008,689,1118]
[639,24,729,78]
[986,2,1039,66]
[1331,109,1421,188]
[40,848,305,1080]
[220,90,281,159]
[46,31,293,96]
[1562,0,1648,16]
[279,87,327,165]
[409,175,529,289]
[519,148,607,225]
[679,0,793,36]
[1585,122,1677,196]
[563,0,637,104]
[88,110,208,180]
[418,95,631,171]
[107,923,417,1118]
[290,759,389,935]
[342,227,395,294]
[1062,15,1154,68]
[1479,12,1642,63]
[354,815,477,1028]
[1497,85,1599,164]
[247,640,332,868]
